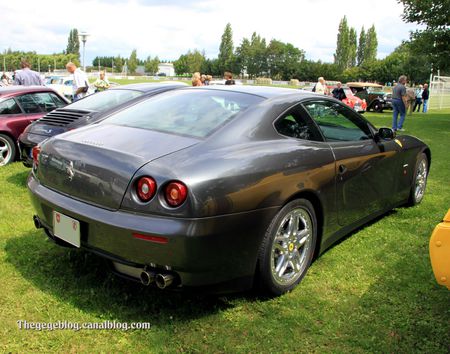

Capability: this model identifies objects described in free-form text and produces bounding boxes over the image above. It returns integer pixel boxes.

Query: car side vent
[38,109,90,127]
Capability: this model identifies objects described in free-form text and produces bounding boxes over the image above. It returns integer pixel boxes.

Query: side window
[30,93,65,112]
[275,106,323,141]
[16,94,43,114]
[303,101,372,141]
[50,93,67,108]
[0,99,22,115]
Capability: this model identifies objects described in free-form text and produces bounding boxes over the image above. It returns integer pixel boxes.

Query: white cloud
[0,0,422,66]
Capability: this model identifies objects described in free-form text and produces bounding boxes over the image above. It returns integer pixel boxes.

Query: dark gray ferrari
[28,86,430,295]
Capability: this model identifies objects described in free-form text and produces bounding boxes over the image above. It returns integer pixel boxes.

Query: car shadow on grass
[4,230,241,325]
[6,169,29,187]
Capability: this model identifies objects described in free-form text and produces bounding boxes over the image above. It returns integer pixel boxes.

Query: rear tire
[257,199,317,296]
[0,134,16,166]
[373,102,383,113]
[407,152,428,206]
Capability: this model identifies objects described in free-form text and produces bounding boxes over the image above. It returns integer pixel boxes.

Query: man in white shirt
[315,77,328,95]
[66,62,89,101]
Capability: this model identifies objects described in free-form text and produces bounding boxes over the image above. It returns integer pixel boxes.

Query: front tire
[257,199,317,296]
[0,134,16,166]
[407,152,428,206]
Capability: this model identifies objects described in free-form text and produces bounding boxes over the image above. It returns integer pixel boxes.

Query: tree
[364,25,378,63]
[128,49,138,74]
[235,33,267,78]
[348,28,357,68]
[66,29,80,58]
[398,0,450,72]
[334,16,350,71]
[173,50,205,75]
[267,40,305,80]
[357,26,366,66]
[218,23,235,73]
[144,56,160,75]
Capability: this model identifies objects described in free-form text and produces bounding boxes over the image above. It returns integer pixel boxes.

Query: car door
[302,99,401,227]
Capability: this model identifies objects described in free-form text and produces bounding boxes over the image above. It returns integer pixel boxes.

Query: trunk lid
[37,124,200,210]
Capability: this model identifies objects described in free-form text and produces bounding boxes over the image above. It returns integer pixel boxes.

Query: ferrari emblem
[288,243,295,252]
[394,139,403,148]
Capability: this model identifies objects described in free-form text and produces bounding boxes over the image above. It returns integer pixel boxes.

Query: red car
[0,86,68,165]
[341,88,367,113]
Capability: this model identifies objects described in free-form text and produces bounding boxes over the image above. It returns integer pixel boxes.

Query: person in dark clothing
[332,82,345,100]
[422,83,430,113]
[224,71,235,85]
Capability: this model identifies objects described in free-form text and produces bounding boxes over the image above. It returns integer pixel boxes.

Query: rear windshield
[67,89,143,111]
[103,89,263,138]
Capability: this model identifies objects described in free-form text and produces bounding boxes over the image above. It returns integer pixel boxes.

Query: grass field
[1,109,449,353]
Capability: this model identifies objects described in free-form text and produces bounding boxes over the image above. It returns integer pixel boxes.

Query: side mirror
[377,127,395,140]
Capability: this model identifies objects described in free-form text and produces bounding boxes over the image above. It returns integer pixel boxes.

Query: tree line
[2,1,447,83]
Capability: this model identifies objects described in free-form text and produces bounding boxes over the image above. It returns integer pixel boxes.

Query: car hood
[36,124,200,210]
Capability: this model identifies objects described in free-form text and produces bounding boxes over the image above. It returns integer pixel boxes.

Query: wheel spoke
[276,255,289,277]
[287,215,297,236]
[291,251,303,272]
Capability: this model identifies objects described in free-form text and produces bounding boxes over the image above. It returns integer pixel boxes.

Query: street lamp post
[78,31,90,72]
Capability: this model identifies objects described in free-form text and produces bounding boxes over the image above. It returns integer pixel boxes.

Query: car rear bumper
[28,174,278,292]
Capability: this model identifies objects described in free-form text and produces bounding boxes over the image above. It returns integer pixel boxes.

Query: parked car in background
[0,86,68,166]
[19,82,187,166]
[29,85,430,295]
[347,82,391,112]
[341,87,367,113]
[45,76,74,100]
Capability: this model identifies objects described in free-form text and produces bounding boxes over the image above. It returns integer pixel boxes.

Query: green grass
[1,110,449,353]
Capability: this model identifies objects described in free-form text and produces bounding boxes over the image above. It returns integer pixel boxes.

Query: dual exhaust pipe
[34,215,177,290]
[140,269,176,289]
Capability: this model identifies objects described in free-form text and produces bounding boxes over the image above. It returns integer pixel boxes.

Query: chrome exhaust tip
[140,270,155,286]
[33,215,42,229]
[155,273,175,289]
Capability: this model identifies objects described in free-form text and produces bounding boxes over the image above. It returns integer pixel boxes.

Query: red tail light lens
[136,176,157,202]
[32,146,41,166]
[165,181,188,207]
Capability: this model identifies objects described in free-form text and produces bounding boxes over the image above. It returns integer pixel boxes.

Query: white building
[158,63,175,77]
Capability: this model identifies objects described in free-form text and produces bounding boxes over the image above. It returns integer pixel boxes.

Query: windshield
[67,89,143,111]
[103,89,263,138]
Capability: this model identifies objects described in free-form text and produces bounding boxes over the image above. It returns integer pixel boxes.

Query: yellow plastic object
[429,209,450,290]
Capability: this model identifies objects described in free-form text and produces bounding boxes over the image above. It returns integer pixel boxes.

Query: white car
[45,76,74,100]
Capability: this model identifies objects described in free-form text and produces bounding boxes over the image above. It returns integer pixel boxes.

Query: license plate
[53,211,81,248]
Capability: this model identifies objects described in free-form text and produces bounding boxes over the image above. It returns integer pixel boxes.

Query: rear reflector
[132,233,168,244]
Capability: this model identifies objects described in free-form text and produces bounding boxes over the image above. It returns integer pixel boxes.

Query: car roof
[181,85,315,99]
[0,86,57,97]
[110,82,188,93]
[346,82,383,88]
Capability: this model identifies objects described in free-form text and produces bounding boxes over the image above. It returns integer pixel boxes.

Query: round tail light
[136,176,157,202]
[165,181,188,207]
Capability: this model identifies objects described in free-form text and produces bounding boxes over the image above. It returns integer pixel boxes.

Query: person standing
[1,73,10,86]
[93,71,110,93]
[192,72,202,86]
[413,85,423,112]
[391,75,408,132]
[406,87,416,115]
[224,72,235,85]
[332,82,345,100]
[66,62,89,101]
[422,83,430,113]
[13,60,44,86]
[315,77,327,95]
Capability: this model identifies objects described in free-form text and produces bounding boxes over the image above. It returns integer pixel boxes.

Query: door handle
[338,164,347,175]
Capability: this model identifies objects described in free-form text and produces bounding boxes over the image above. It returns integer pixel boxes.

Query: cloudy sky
[1,0,421,66]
